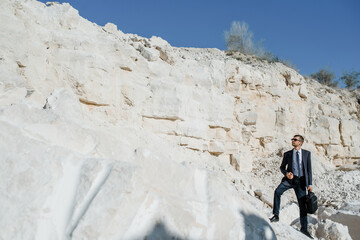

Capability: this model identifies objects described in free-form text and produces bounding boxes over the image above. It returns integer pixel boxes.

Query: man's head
[291,134,304,148]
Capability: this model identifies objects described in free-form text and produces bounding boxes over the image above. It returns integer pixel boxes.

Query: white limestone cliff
[0,0,359,239]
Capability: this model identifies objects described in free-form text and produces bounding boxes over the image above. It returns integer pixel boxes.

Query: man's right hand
[286,172,294,179]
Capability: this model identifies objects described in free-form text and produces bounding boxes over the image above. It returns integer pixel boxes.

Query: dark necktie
[296,151,301,176]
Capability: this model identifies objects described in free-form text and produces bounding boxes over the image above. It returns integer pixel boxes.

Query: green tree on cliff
[311,68,338,87]
[340,70,360,90]
[224,21,264,56]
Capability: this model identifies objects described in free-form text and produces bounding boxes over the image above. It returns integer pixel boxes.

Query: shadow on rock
[290,215,318,227]
[239,210,277,240]
[144,222,185,240]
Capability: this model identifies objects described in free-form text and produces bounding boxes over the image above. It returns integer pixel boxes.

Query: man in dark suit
[269,135,313,239]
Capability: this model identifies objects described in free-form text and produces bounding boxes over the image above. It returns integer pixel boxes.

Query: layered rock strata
[0,1,359,239]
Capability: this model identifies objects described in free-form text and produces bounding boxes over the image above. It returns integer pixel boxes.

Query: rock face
[0,1,359,239]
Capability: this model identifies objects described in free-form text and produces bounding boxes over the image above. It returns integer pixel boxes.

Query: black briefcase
[306,191,318,214]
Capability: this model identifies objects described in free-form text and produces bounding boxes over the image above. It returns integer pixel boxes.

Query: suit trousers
[273,177,308,231]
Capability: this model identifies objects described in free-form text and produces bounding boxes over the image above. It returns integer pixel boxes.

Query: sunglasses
[291,139,301,142]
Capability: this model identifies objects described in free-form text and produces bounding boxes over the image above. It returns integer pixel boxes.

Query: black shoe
[301,229,313,239]
[269,215,279,222]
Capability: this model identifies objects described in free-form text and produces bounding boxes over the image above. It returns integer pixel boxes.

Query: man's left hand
[308,186,313,192]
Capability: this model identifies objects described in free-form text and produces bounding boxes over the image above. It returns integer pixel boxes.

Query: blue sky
[40,0,359,83]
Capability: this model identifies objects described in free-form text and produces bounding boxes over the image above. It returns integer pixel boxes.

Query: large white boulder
[316,219,352,240]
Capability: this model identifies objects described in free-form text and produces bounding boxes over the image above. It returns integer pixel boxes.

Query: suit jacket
[280,149,312,188]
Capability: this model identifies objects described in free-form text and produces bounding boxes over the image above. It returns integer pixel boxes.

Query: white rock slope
[0,1,359,239]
